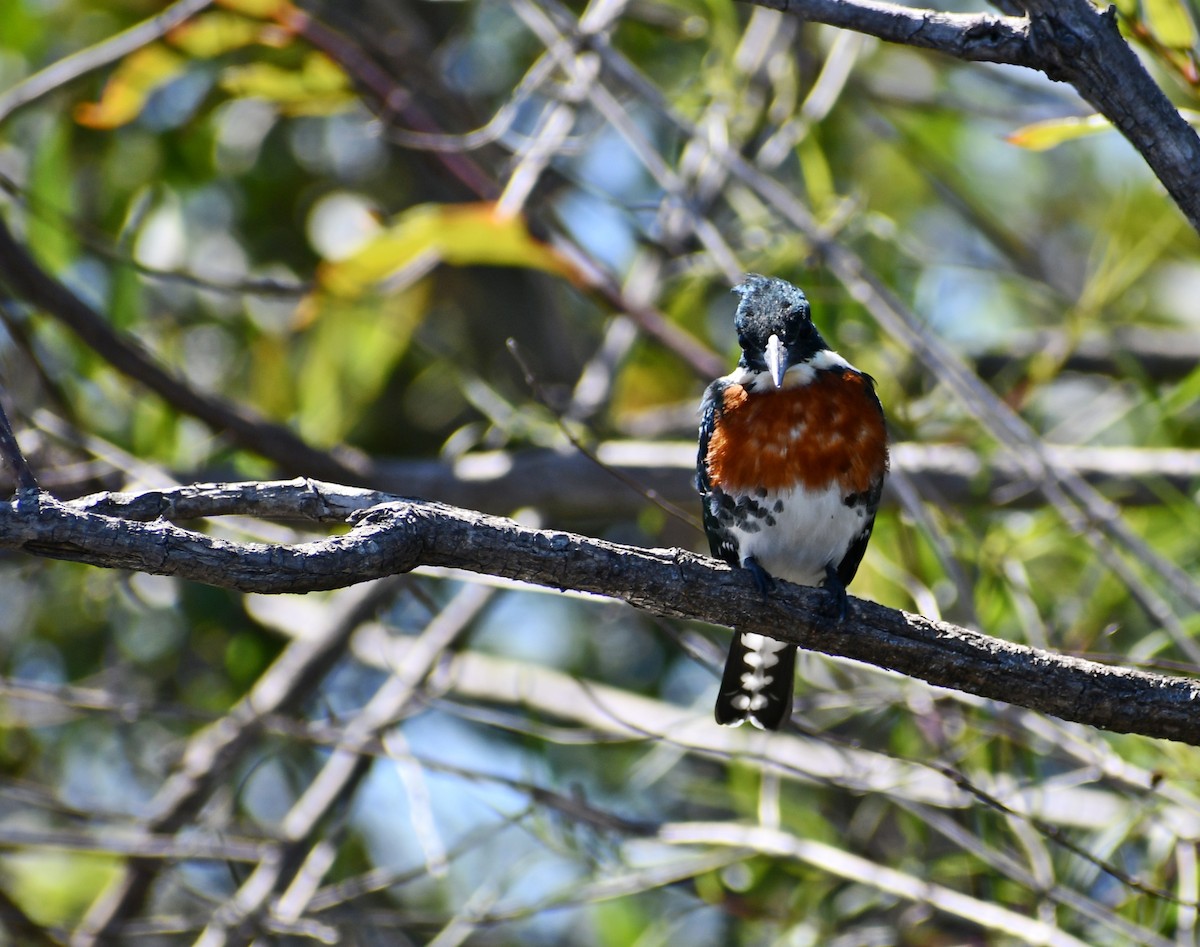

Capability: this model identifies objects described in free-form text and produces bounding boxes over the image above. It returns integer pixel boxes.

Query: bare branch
[660,821,1091,947]
[0,825,272,864]
[744,0,1200,236]
[5,481,1200,746]
[746,0,1033,64]
[74,579,404,944]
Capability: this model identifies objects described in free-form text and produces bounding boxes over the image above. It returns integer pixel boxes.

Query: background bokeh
[2,0,1200,943]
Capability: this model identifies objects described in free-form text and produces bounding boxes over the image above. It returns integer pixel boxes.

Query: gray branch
[746,0,1200,236]
[747,0,1034,63]
[73,578,404,944]
[971,327,1200,382]
[5,481,1200,746]
[52,441,1200,528]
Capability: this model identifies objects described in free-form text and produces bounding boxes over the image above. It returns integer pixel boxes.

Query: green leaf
[1009,109,1200,151]
[1141,0,1197,49]
[27,118,76,270]
[291,282,431,445]
[1,851,120,925]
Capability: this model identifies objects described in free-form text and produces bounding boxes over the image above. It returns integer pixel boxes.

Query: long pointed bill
[764,334,788,388]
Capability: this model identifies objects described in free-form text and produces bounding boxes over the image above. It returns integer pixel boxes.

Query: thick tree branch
[748,0,1034,63]
[4,481,1200,746]
[746,0,1200,236]
[1020,0,1200,232]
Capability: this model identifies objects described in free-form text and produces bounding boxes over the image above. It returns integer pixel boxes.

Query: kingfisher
[697,274,889,730]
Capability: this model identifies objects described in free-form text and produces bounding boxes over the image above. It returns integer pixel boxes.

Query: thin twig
[506,340,703,531]
[0,214,369,485]
[194,583,493,947]
[71,579,406,946]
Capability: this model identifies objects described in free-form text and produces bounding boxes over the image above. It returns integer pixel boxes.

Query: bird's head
[732,274,826,388]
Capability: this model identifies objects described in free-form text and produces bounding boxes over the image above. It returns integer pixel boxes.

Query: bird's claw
[744,556,776,597]
[823,563,848,623]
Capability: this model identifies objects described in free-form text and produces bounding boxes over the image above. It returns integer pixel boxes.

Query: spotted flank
[698,274,889,730]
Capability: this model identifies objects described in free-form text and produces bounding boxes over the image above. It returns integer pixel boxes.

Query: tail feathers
[714,632,796,730]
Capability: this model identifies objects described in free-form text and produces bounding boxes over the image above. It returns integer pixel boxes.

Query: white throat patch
[726,348,852,392]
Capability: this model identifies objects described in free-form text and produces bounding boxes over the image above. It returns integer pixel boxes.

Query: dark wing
[695,380,721,495]
[834,481,882,587]
[835,371,888,587]
[697,380,740,566]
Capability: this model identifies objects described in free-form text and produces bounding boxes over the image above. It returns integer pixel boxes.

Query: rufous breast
[705,370,887,496]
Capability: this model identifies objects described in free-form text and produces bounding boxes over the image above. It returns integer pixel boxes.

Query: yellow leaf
[215,0,293,18]
[316,202,580,297]
[219,52,352,115]
[168,11,289,58]
[74,45,185,129]
[1142,0,1198,49]
[1005,113,1113,151]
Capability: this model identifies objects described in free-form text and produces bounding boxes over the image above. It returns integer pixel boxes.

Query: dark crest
[731,274,827,380]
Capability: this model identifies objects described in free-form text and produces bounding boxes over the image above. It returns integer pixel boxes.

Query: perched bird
[697,275,889,730]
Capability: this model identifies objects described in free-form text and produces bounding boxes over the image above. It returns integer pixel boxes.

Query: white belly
[726,481,868,586]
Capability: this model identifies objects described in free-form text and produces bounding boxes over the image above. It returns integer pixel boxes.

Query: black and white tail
[714,632,796,730]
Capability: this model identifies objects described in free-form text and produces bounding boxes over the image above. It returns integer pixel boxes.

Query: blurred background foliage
[1,0,1200,943]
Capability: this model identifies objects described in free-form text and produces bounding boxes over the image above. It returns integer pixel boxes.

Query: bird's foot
[743,556,776,597]
[822,563,848,623]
